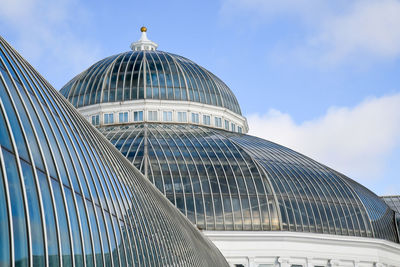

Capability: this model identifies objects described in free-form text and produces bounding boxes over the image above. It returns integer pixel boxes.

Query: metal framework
[60,50,242,115]
[382,196,400,213]
[59,29,399,248]
[99,123,399,243]
[0,36,228,267]
[381,196,400,249]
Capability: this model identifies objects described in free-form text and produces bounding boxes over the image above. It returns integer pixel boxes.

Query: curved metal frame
[0,36,229,267]
[99,123,399,243]
[60,50,242,115]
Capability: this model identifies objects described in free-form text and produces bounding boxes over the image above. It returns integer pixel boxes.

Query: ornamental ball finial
[141,26,147,32]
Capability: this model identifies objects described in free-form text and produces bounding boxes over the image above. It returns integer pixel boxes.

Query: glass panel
[65,188,84,267]
[51,180,72,266]
[0,153,10,266]
[92,115,99,126]
[104,113,114,124]
[191,113,199,123]
[86,200,103,267]
[37,169,59,266]
[119,112,128,123]
[163,111,172,122]
[96,206,111,266]
[214,117,221,127]
[105,212,119,266]
[202,115,210,125]
[21,161,45,266]
[0,75,28,159]
[0,107,12,151]
[3,150,28,266]
[148,111,157,121]
[134,111,143,122]
[76,195,94,267]
[177,112,187,122]
[395,212,400,241]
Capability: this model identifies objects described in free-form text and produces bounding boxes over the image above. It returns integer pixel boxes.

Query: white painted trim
[77,99,249,133]
[203,231,400,267]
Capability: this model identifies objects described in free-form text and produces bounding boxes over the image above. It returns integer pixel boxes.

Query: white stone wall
[203,231,400,267]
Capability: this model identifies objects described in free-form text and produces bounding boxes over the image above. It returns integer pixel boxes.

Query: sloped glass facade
[0,36,228,267]
[99,123,399,243]
[381,196,400,243]
[60,50,242,115]
[382,195,400,213]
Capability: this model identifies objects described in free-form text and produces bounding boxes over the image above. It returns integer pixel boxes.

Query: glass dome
[99,123,399,243]
[60,29,399,245]
[60,50,242,115]
[0,36,228,266]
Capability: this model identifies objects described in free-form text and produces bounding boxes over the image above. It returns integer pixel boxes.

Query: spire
[130,26,158,51]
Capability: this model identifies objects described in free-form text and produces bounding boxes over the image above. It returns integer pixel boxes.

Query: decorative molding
[204,231,400,267]
[77,99,249,132]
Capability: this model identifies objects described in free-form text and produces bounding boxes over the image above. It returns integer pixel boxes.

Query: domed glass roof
[99,123,399,243]
[60,50,242,115]
[0,36,229,266]
[59,29,399,244]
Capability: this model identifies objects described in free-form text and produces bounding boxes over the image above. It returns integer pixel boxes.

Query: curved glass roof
[60,50,242,115]
[0,36,228,266]
[99,123,399,243]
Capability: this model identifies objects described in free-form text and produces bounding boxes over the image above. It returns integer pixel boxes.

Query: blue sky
[1,0,400,195]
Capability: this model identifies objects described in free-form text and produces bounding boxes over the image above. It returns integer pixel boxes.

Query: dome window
[177,111,187,122]
[225,120,229,130]
[91,114,99,126]
[104,113,114,124]
[215,117,222,127]
[119,111,128,123]
[231,123,236,132]
[163,111,173,122]
[134,111,143,121]
[148,110,158,121]
[192,113,199,124]
[203,115,211,125]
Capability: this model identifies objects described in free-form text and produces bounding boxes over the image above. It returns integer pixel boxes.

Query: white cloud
[0,0,101,88]
[247,93,400,183]
[312,0,400,63]
[221,0,400,64]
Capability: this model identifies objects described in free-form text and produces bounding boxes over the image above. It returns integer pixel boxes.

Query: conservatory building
[0,36,228,266]
[60,28,400,267]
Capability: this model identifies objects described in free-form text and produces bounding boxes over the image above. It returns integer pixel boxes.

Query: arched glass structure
[60,50,242,115]
[0,36,229,266]
[99,123,399,243]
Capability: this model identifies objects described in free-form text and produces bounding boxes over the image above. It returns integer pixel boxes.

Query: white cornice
[203,231,400,267]
[77,99,249,133]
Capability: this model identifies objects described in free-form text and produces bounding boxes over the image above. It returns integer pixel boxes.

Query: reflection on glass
[3,150,28,267]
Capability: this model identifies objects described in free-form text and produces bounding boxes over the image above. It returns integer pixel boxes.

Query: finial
[130,26,158,51]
